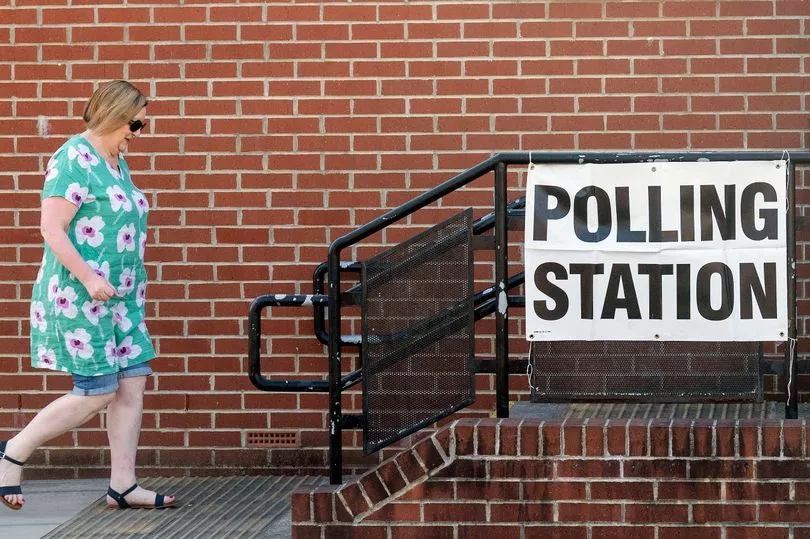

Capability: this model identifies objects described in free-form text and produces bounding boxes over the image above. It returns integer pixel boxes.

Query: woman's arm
[40,197,117,301]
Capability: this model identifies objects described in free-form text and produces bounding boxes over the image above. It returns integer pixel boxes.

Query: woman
[0,80,176,510]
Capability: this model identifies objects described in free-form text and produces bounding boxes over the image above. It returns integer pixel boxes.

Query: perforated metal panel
[362,209,475,454]
[530,341,762,402]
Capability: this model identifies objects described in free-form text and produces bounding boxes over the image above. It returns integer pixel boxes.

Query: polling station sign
[524,161,787,342]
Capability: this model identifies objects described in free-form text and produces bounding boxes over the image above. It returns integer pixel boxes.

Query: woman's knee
[88,391,116,411]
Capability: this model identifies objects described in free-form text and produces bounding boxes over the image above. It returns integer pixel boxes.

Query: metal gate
[362,210,475,453]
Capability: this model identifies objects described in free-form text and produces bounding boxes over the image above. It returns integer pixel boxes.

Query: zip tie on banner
[526,339,537,394]
[787,336,797,405]
[781,149,792,211]
[785,337,796,402]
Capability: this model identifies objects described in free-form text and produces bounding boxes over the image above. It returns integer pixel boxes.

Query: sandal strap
[155,494,165,507]
[107,483,139,509]
[0,442,25,467]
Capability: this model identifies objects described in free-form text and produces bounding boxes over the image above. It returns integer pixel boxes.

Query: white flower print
[104,338,117,367]
[75,216,106,248]
[67,144,99,170]
[88,260,111,280]
[45,156,59,182]
[110,302,132,331]
[45,168,58,182]
[114,336,142,368]
[104,337,139,369]
[118,268,136,296]
[65,182,89,208]
[106,185,132,212]
[35,252,47,284]
[117,223,136,253]
[64,328,94,359]
[35,345,57,369]
[106,160,122,180]
[138,321,147,334]
[81,300,108,326]
[54,286,78,319]
[136,282,147,308]
[47,275,60,301]
[30,301,47,332]
[131,191,148,217]
[138,232,147,260]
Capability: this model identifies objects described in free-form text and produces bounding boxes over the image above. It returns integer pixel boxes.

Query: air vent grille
[246,431,298,447]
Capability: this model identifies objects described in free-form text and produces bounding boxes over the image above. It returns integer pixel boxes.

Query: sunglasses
[128,119,148,133]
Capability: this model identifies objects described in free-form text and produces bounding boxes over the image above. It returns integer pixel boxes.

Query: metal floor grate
[510,401,784,420]
[44,475,325,539]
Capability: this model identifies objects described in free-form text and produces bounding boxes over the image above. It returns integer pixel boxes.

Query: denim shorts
[71,362,153,396]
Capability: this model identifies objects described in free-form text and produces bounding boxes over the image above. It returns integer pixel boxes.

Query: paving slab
[0,478,108,539]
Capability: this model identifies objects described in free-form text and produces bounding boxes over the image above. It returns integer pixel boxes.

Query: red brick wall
[1,1,809,476]
[293,417,810,538]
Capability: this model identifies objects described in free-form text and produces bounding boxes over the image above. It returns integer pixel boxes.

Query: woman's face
[112,106,147,154]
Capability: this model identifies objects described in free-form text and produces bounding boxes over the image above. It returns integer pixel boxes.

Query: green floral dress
[30,135,156,377]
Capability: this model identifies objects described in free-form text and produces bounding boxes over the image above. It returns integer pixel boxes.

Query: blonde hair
[82,80,148,135]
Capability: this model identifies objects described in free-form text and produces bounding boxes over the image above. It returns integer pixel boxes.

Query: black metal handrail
[249,150,810,484]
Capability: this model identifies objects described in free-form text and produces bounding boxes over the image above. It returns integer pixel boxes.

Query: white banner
[524,161,788,341]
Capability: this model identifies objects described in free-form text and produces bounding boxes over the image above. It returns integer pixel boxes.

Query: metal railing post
[786,161,798,419]
[327,250,343,484]
[494,161,509,418]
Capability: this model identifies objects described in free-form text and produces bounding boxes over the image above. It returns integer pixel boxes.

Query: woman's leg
[106,375,175,507]
[1,392,115,507]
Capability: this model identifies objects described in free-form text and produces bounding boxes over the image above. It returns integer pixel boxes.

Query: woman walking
[0,80,176,510]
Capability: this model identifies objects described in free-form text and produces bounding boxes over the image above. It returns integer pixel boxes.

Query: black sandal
[0,440,25,511]
[107,483,177,509]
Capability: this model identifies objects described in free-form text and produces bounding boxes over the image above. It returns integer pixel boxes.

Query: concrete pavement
[0,478,108,539]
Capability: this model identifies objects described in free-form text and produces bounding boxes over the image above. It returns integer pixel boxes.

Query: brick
[541,422,562,456]
[525,527,587,539]
[498,422,519,456]
[563,420,585,456]
[591,527,655,539]
[690,460,754,479]
[290,492,312,523]
[456,480,520,500]
[658,481,721,501]
[558,503,622,522]
[693,504,757,523]
[692,420,714,456]
[391,527,454,539]
[490,459,552,479]
[727,528,789,539]
[762,422,782,457]
[624,503,689,523]
[520,424,540,456]
[291,525,321,539]
[321,525,387,539]
[457,526,521,539]
[312,490,333,522]
[394,451,425,483]
[524,481,586,501]
[490,502,554,522]
[726,482,790,501]
[658,527,722,539]
[628,421,648,456]
[359,473,389,505]
[423,502,488,522]
[624,460,686,479]
[365,502,420,522]
[590,482,652,501]
[583,422,606,457]
[477,424,497,455]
